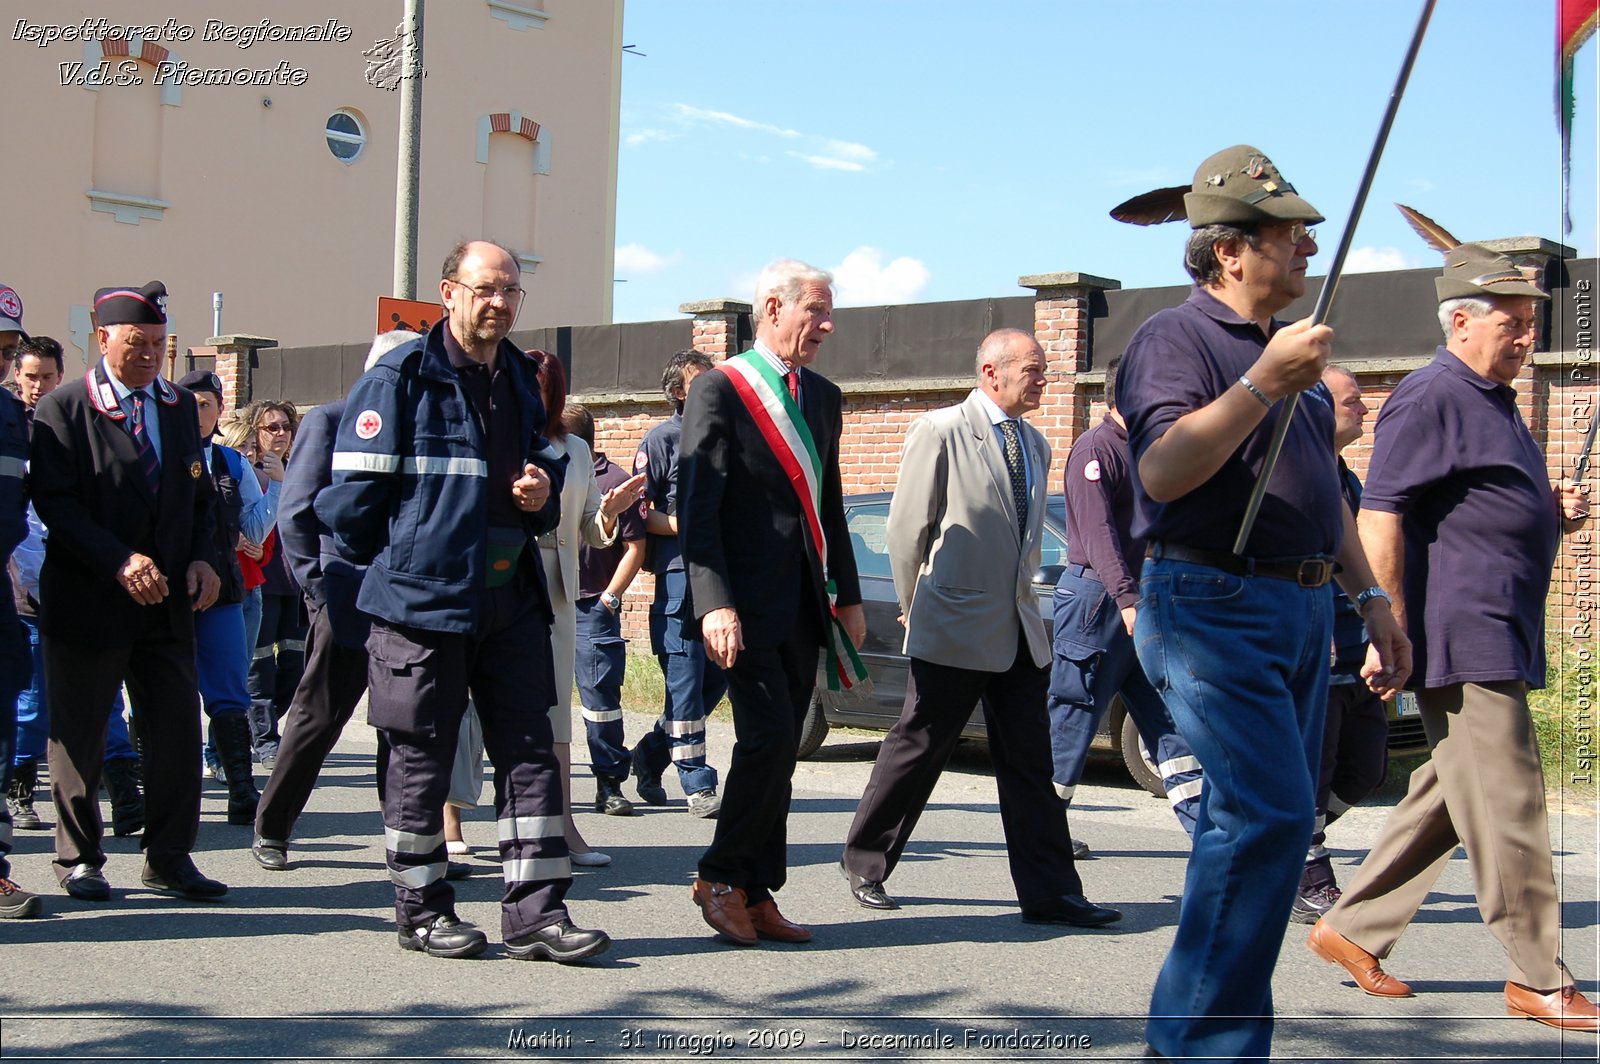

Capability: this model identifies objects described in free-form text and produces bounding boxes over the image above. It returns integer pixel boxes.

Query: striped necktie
[128,390,161,492]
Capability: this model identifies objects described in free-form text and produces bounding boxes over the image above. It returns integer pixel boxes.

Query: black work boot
[593,775,635,817]
[7,761,42,830]
[102,757,145,837]
[211,713,260,826]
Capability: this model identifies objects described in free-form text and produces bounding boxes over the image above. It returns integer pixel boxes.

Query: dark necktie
[785,369,799,402]
[998,419,1027,534]
[129,390,160,492]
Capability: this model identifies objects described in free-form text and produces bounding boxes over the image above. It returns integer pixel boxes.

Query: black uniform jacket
[30,368,218,646]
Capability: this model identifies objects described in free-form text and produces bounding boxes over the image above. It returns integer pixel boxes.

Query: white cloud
[614,243,681,275]
[787,152,865,172]
[1344,246,1421,273]
[667,102,877,173]
[829,247,931,306]
[1407,178,1437,193]
[671,103,800,139]
[625,129,676,147]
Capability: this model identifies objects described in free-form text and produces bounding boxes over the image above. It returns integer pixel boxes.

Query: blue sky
[612,0,1598,323]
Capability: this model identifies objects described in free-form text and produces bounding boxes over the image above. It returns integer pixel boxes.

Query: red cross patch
[355,409,383,440]
[0,287,21,320]
[1084,459,1102,482]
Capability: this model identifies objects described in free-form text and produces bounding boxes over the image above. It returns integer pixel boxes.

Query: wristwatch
[1354,585,1392,612]
[600,591,622,612]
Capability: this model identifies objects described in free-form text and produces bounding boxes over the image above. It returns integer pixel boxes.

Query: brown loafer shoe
[1506,982,1600,1031]
[691,878,756,946]
[1307,919,1413,998]
[746,898,812,943]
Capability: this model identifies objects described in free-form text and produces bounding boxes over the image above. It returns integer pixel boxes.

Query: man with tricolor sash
[680,258,865,947]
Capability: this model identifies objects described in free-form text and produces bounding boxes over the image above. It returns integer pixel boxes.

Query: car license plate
[1396,692,1419,717]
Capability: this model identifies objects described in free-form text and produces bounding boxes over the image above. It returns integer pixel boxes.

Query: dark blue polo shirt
[577,450,646,598]
[1361,346,1559,689]
[1064,413,1143,610]
[1119,287,1342,557]
[634,411,684,573]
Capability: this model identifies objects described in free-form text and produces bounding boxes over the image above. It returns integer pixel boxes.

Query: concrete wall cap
[1017,272,1121,292]
[206,334,278,350]
[678,299,752,315]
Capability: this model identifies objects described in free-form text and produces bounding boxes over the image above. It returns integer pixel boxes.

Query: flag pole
[1232,0,1437,554]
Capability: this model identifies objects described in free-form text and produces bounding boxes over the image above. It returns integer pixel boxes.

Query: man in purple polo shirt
[1113,145,1410,1062]
[1310,244,1596,1031]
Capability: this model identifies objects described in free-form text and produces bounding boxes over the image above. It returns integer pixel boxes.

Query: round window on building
[325,110,366,162]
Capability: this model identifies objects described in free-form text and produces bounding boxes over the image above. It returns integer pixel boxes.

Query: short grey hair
[1184,224,1263,285]
[1437,296,1494,338]
[754,258,833,308]
[364,329,420,372]
[974,328,1037,376]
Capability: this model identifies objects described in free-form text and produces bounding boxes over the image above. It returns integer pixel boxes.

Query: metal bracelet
[1237,375,1273,408]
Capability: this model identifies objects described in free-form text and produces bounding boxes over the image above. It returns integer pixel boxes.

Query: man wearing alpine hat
[1110,146,1410,1060]
[1309,245,1597,1031]
[30,281,225,903]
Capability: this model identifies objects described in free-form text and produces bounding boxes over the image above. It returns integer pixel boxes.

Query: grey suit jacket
[888,389,1051,672]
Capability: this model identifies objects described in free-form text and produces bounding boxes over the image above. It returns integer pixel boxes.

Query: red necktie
[786,369,799,401]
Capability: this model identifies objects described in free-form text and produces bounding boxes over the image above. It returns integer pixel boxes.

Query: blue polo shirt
[1118,287,1342,557]
[1063,413,1143,610]
[635,411,684,573]
[1361,346,1559,689]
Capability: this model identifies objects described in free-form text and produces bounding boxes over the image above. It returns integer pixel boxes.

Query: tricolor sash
[716,351,869,694]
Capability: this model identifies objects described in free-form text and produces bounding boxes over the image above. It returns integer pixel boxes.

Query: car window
[845,504,894,579]
[1039,524,1068,568]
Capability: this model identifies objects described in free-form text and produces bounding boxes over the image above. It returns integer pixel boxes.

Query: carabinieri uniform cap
[176,369,224,398]
[1434,244,1549,303]
[94,281,169,326]
[1110,144,1324,229]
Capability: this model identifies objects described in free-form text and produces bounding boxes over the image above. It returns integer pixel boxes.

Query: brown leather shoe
[1307,919,1413,998]
[1506,982,1600,1031]
[691,879,756,946]
[747,899,812,943]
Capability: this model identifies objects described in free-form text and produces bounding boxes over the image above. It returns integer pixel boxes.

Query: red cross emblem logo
[355,409,383,440]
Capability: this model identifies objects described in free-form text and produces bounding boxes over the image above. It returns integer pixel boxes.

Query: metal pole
[212,292,222,337]
[393,0,424,299]
[1232,0,1436,554]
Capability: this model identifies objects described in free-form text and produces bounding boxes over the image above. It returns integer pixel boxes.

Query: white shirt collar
[752,340,795,380]
[99,358,152,403]
[973,388,1015,427]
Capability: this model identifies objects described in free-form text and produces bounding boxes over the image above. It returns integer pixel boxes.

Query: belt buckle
[1296,558,1331,588]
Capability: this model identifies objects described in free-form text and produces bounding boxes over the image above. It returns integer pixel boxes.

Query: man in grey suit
[839,328,1119,927]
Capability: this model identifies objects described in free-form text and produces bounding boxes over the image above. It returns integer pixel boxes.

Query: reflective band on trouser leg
[581,706,623,723]
[386,825,447,890]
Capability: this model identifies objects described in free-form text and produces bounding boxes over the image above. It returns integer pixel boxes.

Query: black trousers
[45,611,202,877]
[255,600,379,844]
[697,603,821,898]
[842,634,1082,908]
[369,575,567,940]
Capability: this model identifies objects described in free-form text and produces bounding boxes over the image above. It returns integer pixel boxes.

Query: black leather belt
[1146,542,1334,588]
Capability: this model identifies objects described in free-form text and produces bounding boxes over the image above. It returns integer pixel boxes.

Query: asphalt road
[2,703,1596,1063]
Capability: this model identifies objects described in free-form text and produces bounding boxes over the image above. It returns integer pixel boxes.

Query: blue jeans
[1046,566,1201,837]
[638,569,725,795]
[15,615,135,767]
[1137,556,1331,1062]
[574,597,629,780]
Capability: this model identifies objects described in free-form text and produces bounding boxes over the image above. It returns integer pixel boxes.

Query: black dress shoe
[62,864,111,902]
[839,859,898,911]
[398,914,488,959]
[1020,894,1121,927]
[141,856,228,900]
[505,918,611,963]
[251,837,289,872]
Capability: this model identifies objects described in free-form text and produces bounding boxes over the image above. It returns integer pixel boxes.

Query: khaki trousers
[1324,680,1571,990]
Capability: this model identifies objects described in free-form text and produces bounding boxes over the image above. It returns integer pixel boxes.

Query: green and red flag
[1560,0,1598,232]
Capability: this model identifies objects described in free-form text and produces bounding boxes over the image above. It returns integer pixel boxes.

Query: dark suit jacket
[30,373,217,645]
[679,360,860,649]
[279,399,371,650]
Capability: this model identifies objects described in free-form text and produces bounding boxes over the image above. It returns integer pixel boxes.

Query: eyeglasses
[449,279,525,305]
[258,421,292,434]
[1283,222,1317,244]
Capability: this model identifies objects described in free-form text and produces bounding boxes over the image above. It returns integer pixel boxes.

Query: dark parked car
[800,492,1430,795]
